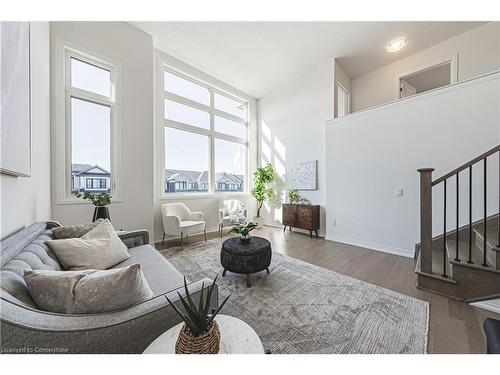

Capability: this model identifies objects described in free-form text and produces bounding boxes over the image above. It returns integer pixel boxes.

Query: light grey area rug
[160,238,429,354]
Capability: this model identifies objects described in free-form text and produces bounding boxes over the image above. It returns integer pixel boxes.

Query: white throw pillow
[228,207,239,215]
[46,219,130,270]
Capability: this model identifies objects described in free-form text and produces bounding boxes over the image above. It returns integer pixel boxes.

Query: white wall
[257,58,334,236]
[351,22,500,112]
[50,22,155,237]
[153,52,258,243]
[325,72,500,257]
[1,22,51,239]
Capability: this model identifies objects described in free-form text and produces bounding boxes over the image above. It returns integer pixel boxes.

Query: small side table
[221,237,272,287]
[143,315,264,354]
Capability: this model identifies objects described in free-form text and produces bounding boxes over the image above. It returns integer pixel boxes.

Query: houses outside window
[160,62,248,195]
[73,165,110,193]
[85,177,108,190]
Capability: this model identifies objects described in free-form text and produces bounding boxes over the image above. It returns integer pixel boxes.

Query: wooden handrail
[432,145,500,186]
[418,144,500,278]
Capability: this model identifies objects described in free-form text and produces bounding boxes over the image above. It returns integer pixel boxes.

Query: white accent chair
[161,203,206,249]
[218,199,247,237]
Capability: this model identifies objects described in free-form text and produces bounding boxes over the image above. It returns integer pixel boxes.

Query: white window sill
[159,192,249,201]
[56,197,123,205]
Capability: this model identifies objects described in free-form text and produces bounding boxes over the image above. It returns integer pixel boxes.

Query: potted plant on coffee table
[251,163,275,228]
[229,222,258,244]
[166,276,230,354]
[74,192,112,222]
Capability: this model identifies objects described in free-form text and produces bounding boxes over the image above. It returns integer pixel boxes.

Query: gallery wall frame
[1,21,31,177]
[289,160,317,190]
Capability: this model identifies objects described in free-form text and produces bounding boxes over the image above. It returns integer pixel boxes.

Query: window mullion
[164,92,210,113]
[163,119,211,137]
[213,132,247,144]
[67,87,113,106]
[213,109,247,124]
[209,88,215,194]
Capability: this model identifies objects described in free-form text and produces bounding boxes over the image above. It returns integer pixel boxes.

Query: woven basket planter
[175,320,220,354]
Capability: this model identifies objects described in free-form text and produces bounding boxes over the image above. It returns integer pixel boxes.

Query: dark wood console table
[282,204,320,238]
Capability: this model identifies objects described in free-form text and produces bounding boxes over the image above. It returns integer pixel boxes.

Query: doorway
[397,57,457,99]
[337,83,350,117]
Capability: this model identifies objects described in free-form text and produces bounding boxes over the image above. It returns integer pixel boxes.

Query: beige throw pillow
[46,219,130,270]
[24,264,154,314]
[51,219,104,239]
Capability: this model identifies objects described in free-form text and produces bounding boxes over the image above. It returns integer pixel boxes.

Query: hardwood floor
[156,225,500,354]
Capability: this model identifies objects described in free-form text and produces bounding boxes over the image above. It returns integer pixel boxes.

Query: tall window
[162,67,248,194]
[65,50,115,196]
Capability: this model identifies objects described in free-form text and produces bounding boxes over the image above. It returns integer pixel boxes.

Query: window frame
[159,64,249,198]
[54,39,121,204]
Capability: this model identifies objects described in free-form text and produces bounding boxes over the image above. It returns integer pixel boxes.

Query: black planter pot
[239,236,251,244]
[92,206,110,222]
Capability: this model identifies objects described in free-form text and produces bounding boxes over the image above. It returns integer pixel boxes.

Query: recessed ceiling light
[386,37,407,53]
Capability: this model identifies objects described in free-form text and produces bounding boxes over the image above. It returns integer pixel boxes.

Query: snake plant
[229,222,258,237]
[165,276,230,337]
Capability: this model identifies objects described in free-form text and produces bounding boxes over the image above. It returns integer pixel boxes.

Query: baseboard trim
[263,223,325,237]
[325,235,414,258]
[471,300,500,314]
[153,226,220,243]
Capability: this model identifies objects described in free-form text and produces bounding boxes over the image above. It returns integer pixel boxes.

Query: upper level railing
[418,145,500,277]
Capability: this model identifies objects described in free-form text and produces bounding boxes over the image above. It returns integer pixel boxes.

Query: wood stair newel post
[418,168,434,274]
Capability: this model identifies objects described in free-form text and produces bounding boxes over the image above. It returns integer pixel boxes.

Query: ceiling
[131,21,484,98]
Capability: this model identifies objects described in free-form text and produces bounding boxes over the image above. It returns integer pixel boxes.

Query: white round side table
[143,315,264,354]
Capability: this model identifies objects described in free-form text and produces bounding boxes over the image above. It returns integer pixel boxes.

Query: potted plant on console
[251,163,275,228]
[166,277,230,354]
[287,188,311,205]
[229,222,258,244]
[74,192,112,222]
[287,188,300,204]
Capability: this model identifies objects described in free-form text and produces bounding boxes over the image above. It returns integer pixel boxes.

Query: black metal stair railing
[418,145,500,277]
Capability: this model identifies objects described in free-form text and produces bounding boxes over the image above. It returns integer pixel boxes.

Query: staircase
[415,145,500,302]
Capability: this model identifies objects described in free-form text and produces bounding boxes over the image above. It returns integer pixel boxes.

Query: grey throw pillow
[45,219,130,270]
[24,264,154,314]
[51,219,104,239]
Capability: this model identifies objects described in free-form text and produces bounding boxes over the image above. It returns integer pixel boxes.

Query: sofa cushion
[45,220,130,271]
[111,245,184,296]
[24,264,154,314]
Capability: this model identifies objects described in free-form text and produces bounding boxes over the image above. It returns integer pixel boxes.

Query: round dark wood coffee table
[220,237,272,287]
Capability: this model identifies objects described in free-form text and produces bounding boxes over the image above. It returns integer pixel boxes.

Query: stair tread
[431,241,453,276]
[446,236,494,268]
[473,218,500,250]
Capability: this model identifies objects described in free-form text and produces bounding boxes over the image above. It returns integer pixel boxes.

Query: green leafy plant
[251,163,275,218]
[166,276,230,337]
[74,192,112,207]
[229,222,258,237]
[288,188,300,204]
